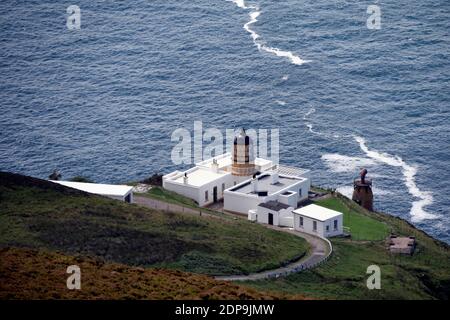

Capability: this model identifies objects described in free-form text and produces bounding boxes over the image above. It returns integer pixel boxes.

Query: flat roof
[228,173,304,195]
[173,167,228,187]
[51,181,133,196]
[258,201,291,211]
[292,204,342,221]
[197,153,273,170]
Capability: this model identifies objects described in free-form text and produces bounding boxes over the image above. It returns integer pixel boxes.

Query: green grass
[240,195,450,299]
[138,186,230,218]
[0,172,309,276]
[316,196,389,241]
[145,186,199,208]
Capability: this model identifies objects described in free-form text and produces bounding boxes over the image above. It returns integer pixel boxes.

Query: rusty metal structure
[352,168,373,211]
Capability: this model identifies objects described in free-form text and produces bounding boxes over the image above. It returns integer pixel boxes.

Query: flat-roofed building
[248,200,295,227]
[292,204,343,238]
[163,128,311,211]
[51,180,134,203]
[224,172,310,214]
[163,165,232,207]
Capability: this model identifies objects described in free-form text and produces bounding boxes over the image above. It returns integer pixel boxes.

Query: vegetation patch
[240,195,450,300]
[0,172,309,276]
[316,196,389,241]
[0,247,299,300]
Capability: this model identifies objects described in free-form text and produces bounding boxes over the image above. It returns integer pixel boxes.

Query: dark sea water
[0,1,449,242]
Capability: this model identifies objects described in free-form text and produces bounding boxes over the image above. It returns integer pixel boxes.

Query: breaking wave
[304,108,437,223]
[354,136,436,222]
[229,0,310,65]
[321,153,378,173]
[302,108,346,139]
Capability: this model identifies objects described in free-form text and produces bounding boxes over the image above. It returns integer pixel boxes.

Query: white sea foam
[282,75,289,81]
[354,135,436,222]
[275,100,286,106]
[303,108,346,138]
[322,153,377,173]
[301,101,437,224]
[303,107,316,119]
[303,108,325,135]
[229,0,310,65]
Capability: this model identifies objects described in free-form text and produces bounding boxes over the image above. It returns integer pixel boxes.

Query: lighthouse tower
[231,128,256,177]
[352,168,374,211]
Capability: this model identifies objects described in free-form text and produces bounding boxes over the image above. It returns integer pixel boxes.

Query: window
[313,221,317,232]
[234,181,237,186]
[298,188,302,197]
[334,219,338,230]
[326,225,330,232]
[205,191,208,202]
[222,183,225,193]
[299,216,303,227]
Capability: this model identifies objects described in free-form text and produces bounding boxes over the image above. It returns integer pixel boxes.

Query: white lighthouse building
[163,128,311,214]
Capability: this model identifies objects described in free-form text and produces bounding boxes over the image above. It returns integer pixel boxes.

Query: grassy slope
[316,196,389,240]
[0,247,300,300]
[241,194,450,300]
[0,172,309,276]
[146,186,200,208]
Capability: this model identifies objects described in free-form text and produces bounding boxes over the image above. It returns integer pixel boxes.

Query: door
[213,186,218,203]
[268,213,273,225]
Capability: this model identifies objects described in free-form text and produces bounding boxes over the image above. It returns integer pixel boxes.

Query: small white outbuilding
[292,204,343,238]
[248,200,294,227]
[50,180,134,203]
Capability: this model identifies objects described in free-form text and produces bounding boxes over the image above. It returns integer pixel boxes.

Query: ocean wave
[322,153,378,173]
[309,106,437,223]
[354,135,437,222]
[302,108,348,139]
[229,0,310,65]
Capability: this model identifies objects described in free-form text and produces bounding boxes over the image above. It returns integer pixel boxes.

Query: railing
[353,177,372,186]
[254,234,334,280]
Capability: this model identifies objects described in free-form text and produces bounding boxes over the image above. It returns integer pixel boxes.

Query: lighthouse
[231,128,256,177]
[352,168,374,211]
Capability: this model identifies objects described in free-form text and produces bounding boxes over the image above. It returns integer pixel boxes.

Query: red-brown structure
[352,168,373,211]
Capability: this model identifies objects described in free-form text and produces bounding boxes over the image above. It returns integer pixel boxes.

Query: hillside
[1,172,449,300]
[0,172,308,276]
[0,247,297,300]
[241,192,450,300]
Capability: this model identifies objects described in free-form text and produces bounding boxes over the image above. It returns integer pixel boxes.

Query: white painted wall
[294,214,343,238]
[255,206,279,226]
[278,208,294,227]
[277,191,298,207]
[98,190,133,203]
[164,172,234,207]
[163,179,200,204]
[196,174,233,206]
[224,175,311,215]
[248,209,257,221]
[224,191,261,214]
[253,206,294,227]
[323,215,344,237]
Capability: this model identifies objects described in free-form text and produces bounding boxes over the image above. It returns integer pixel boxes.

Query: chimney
[271,173,279,184]
[211,158,219,173]
[183,172,188,184]
[251,177,258,192]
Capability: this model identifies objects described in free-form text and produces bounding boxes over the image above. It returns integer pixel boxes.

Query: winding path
[215,227,331,281]
[134,195,332,281]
